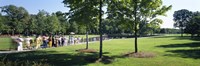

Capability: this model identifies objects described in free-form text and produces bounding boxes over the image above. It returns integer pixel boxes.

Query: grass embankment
[0,34,200,66]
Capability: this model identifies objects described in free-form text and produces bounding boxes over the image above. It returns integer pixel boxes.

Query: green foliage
[107,0,171,35]
[55,11,69,34]
[68,22,78,33]
[173,9,193,37]
[107,0,171,52]
[159,28,181,34]
[63,0,100,32]
[46,14,61,34]
[173,9,192,28]
[1,5,30,34]
[184,11,200,37]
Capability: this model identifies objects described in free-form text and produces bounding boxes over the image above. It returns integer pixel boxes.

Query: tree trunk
[191,34,194,38]
[134,0,138,53]
[99,0,103,58]
[181,28,183,37]
[86,31,89,49]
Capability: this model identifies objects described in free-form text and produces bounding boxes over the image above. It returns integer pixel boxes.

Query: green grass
[0,37,13,50]
[0,35,200,66]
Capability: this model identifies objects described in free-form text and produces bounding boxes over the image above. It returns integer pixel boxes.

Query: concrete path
[0,50,34,54]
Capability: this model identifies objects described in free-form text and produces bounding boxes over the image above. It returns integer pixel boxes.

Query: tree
[185,11,200,38]
[68,22,78,33]
[1,5,30,35]
[46,14,61,34]
[107,0,171,53]
[99,0,103,58]
[55,11,69,34]
[0,13,4,34]
[28,14,37,35]
[35,10,49,35]
[63,0,100,49]
[173,9,192,37]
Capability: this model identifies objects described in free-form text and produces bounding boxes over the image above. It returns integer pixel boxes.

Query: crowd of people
[11,35,83,51]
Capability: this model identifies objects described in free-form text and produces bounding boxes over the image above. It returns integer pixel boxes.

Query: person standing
[35,35,42,49]
[58,36,62,46]
[29,39,34,49]
[54,36,59,47]
[16,36,24,51]
[61,36,65,46]
[42,35,49,48]
[48,36,53,48]
[52,36,55,47]
[72,36,75,45]
[25,36,32,50]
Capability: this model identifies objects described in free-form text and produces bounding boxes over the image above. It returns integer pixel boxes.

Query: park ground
[0,34,200,66]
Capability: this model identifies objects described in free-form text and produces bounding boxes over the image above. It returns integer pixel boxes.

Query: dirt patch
[75,49,97,53]
[95,56,114,64]
[123,52,156,58]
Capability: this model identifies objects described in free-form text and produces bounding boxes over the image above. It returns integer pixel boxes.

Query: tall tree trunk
[181,28,183,37]
[99,0,103,58]
[134,0,138,53]
[86,31,89,49]
[191,34,194,38]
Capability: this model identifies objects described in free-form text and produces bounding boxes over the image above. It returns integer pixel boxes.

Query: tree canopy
[173,9,192,37]
[107,0,172,53]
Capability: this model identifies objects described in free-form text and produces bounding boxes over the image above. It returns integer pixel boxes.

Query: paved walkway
[0,50,34,54]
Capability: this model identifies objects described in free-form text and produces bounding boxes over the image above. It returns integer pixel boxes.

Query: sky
[1,0,200,28]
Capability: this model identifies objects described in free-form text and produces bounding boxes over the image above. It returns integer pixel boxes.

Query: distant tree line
[159,28,181,34]
[0,5,165,36]
[0,5,93,35]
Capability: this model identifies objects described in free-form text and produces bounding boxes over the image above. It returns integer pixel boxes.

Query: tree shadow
[0,50,122,66]
[156,42,200,48]
[169,36,200,41]
[165,49,200,59]
[0,51,122,66]
[153,35,200,41]
[156,42,200,59]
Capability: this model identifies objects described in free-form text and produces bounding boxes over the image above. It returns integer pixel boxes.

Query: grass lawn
[0,34,200,66]
[0,37,13,50]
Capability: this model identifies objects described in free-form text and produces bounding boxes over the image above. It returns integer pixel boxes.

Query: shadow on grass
[156,42,200,48]
[173,36,200,41]
[0,50,124,66]
[156,42,200,59]
[153,35,200,41]
[165,49,200,59]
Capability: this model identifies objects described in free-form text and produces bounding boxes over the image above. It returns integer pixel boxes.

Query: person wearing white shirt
[16,36,24,51]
